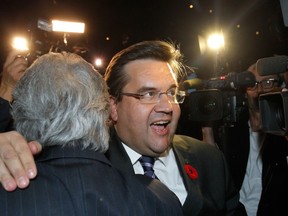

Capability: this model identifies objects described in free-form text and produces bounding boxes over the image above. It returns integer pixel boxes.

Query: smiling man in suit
[104,40,245,215]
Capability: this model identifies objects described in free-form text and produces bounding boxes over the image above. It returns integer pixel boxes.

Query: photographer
[203,63,288,216]
[239,63,287,216]
[0,50,28,132]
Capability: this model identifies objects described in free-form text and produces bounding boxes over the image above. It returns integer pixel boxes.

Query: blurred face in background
[246,65,281,131]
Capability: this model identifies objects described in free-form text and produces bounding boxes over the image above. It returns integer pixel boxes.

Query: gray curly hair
[12,52,110,152]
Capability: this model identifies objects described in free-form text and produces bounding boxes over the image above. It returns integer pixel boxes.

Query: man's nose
[154,94,173,112]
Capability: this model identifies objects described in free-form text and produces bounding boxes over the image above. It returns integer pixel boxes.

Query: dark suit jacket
[106,128,243,216]
[0,145,183,216]
[257,134,288,216]
[0,97,13,132]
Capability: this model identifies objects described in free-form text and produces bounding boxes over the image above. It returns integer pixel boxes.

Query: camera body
[257,56,288,135]
[188,89,247,126]
[259,91,288,136]
[185,71,254,126]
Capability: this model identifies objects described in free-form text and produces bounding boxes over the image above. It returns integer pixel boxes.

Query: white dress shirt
[239,125,263,216]
[122,143,187,205]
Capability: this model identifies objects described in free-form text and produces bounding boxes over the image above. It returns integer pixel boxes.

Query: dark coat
[0,145,183,216]
[0,97,13,132]
[106,128,243,216]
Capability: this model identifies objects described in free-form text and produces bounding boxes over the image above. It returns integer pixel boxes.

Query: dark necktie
[139,156,158,179]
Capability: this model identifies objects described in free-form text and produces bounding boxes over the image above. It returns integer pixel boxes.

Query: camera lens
[198,95,219,115]
[188,90,223,122]
[275,104,285,131]
[259,92,288,135]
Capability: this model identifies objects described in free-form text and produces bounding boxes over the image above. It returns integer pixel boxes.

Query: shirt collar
[158,148,173,167]
[121,142,171,167]
[122,142,142,165]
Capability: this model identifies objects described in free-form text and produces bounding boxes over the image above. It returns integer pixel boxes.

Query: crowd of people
[0,39,287,216]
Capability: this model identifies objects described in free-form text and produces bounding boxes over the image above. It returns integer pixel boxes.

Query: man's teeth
[153,121,169,125]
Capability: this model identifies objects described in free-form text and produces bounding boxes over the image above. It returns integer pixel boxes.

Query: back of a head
[12,52,110,152]
[104,40,186,99]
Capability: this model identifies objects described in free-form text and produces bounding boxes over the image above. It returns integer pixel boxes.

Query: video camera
[257,56,288,135]
[12,19,86,65]
[182,71,255,126]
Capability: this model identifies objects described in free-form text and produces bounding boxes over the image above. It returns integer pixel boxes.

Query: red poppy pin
[184,164,198,180]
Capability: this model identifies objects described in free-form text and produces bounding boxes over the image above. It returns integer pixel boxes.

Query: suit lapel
[107,129,205,214]
[172,136,204,215]
[105,128,135,175]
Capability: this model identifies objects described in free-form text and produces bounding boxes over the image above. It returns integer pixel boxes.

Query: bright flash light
[207,33,224,50]
[94,58,103,67]
[12,37,29,51]
[52,20,85,33]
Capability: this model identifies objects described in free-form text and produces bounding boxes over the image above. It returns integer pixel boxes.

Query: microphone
[181,78,204,90]
[181,71,255,90]
[227,71,256,89]
[256,56,288,76]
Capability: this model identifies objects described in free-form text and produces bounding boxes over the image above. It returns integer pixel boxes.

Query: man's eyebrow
[136,84,179,93]
[136,86,157,93]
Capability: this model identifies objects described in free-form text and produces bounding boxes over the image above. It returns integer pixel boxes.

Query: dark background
[1,0,288,77]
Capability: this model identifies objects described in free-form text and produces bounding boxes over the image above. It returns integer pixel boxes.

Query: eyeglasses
[250,78,279,90]
[120,89,186,104]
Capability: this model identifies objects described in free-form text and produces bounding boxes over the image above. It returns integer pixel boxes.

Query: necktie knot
[139,156,158,179]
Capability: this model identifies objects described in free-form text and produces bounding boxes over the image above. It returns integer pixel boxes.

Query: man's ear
[109,97,118,122]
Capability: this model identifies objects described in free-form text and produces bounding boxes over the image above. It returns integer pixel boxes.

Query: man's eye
[143,91,157,97]
[167,89,176,96]
[262,80,270,85]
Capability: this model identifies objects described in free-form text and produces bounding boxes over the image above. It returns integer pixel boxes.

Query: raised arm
[0,50,41,191]
[0,50,28,102]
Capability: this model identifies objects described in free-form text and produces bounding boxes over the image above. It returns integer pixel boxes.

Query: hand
[0,131,42,191]
[0,50,28,101]
[202,126,216,146]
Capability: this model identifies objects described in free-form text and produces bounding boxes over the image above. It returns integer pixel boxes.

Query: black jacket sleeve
[0,97,13,132]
